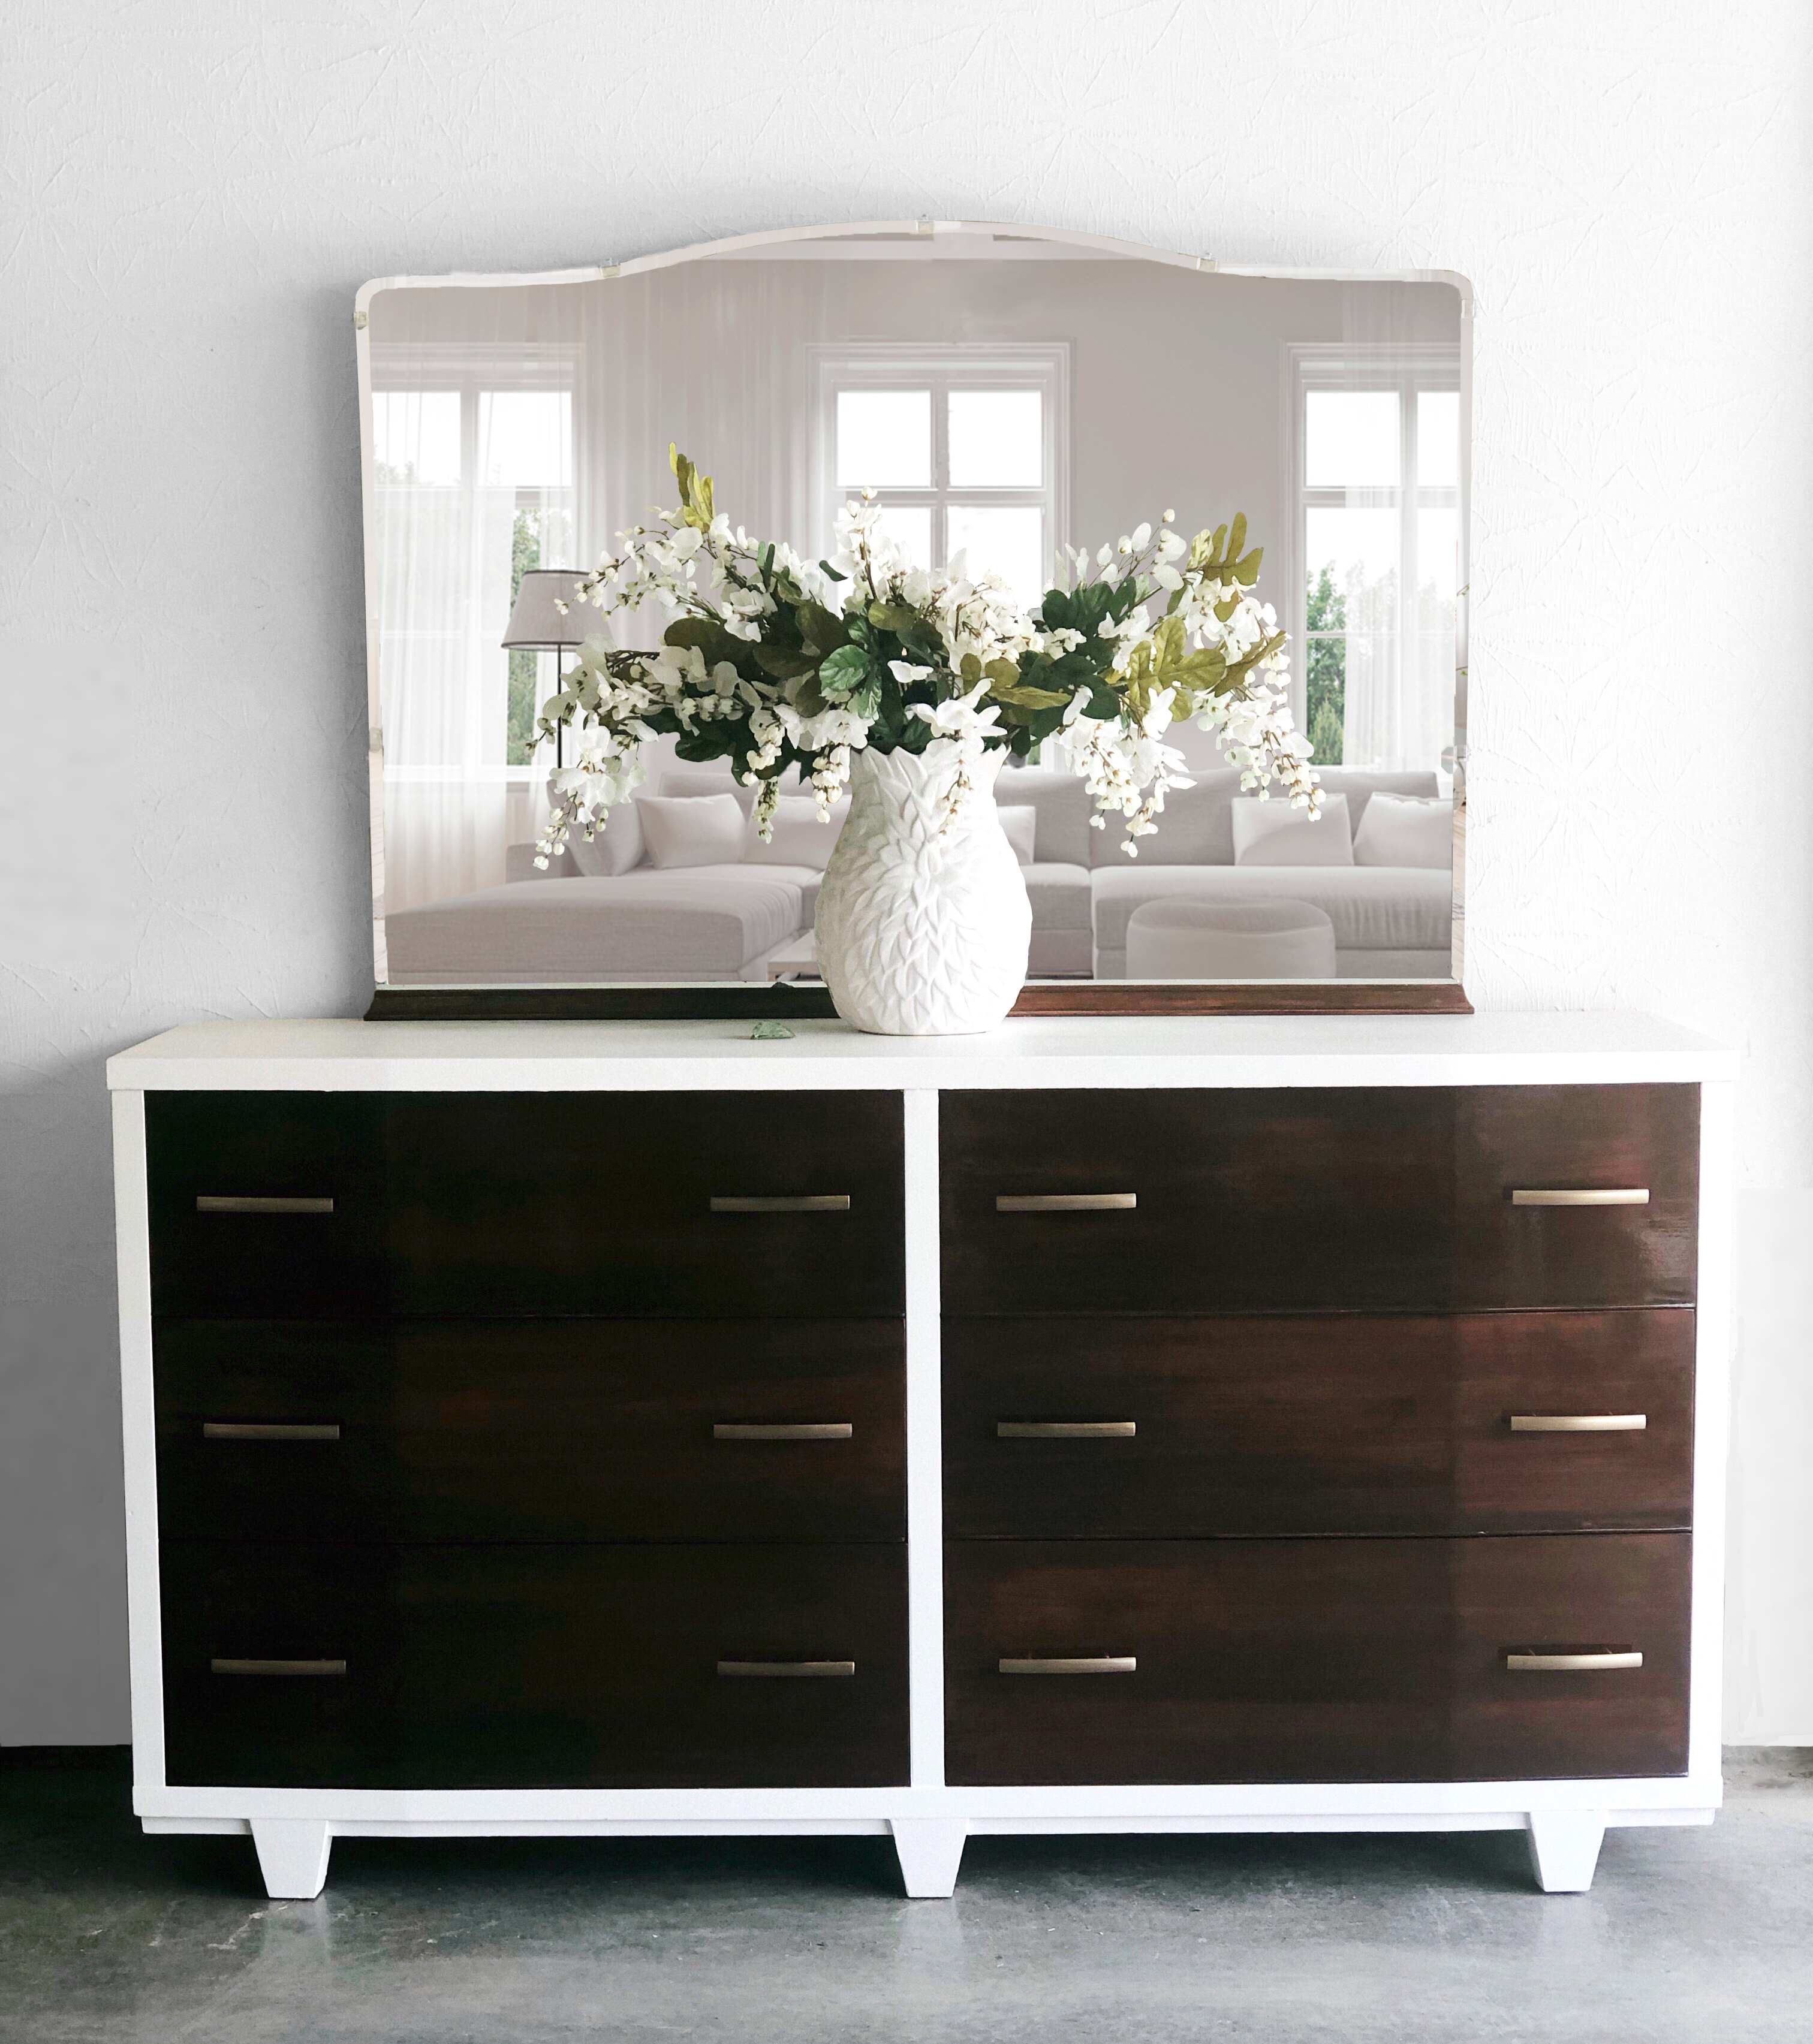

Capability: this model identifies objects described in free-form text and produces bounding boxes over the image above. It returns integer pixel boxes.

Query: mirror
[357,222,1469,1016]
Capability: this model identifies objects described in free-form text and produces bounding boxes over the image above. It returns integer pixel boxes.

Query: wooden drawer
[155,1319,905,1544]
[944,1534,1689,1785]
[940,1086,1697,1315]
[148,1091,904,1319]
[944,1311,1694,1537]
[161,1541,907,1789]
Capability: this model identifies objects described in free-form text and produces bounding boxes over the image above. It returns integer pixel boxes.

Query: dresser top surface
[106,1012,1734,1093]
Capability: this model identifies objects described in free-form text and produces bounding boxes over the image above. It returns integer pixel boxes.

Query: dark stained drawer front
[945,1534,1689,1786]
[148,1091,904,1319]
[944,1311,1694,1538]
[155,1320,905,1544]
[1454,1086,1698,1310]
[941,1086,1697,1315]
[162,1541,907,1789]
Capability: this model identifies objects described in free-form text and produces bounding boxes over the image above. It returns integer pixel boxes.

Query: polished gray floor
[3,1751,1809,2042]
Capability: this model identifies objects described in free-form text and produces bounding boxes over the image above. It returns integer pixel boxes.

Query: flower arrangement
[534,446,1319,867]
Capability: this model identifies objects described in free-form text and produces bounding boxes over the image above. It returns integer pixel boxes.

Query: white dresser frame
[107,1012,1736,1901]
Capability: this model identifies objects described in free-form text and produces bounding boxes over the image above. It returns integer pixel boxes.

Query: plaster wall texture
[2,1,1809,1744]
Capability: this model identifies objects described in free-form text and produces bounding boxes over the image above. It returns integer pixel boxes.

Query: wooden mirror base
[365,981,1473,1022]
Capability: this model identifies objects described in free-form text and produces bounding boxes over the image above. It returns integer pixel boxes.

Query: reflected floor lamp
[501,569,590,769]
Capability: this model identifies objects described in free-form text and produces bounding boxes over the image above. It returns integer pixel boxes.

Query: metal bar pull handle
[211,1658,347,1677]
[203,1422,342,1442]
[716,1659,856,1678]
[713,1422,853,1442]
[999,1656,1137,1675]
[997,1421,1137,1440]
[195,1195,335,1215]
[1510,1414,1646,1434]
[1510,1189,1649,1207]
[996,1193,1137,1213]
[710,1195,850,1214]
[1505,1650,1643,1673]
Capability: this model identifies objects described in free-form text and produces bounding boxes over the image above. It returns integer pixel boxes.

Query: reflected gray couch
[998,764,1451,979]
[385,764,1451,985]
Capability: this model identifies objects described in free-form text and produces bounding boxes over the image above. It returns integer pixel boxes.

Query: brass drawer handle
[995,1193,1137,1213]
[1510,1189,1649,1207]
[996,1421,1137,1439]
[211,1658,347,1677]
[195,1195,335,1215]
[716,1659,856,1678]
[1505,1651,1643,1673]
[203,1422,342,1442]
[713,1422,853,1442]
[999,1656,1137,1675]
[1510,1414,1646,1433]
[710,1195,850,1213]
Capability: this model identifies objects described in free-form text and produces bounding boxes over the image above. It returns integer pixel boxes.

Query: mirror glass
[360,224,1467,1000]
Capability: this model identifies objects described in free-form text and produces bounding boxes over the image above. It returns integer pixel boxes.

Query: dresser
[106,1014,1734,1902]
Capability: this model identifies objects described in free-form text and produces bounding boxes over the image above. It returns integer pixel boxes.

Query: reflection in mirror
[361,227,1466,999]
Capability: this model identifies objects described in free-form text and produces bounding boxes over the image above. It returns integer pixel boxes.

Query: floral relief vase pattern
[814,741,1032,1036]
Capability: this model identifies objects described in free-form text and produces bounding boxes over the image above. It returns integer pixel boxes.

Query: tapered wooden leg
[252,1819,333,1899]
[891,1819,966,1898]
[1525,1810,1606,1893]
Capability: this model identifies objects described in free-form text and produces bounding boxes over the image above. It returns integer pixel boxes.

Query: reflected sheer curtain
[374,355,575,915]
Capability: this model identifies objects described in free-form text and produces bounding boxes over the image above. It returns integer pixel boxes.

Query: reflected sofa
[382,765,1452,985]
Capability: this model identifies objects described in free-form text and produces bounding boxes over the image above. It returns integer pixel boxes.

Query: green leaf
[794,601,850,655]
[817,643,871,701]
[959,653,983,684]
[1226,512,1247,563]
[818,559,847,583]
[1151,615,1186,673]
[1038,588,1075,631]
[1233,545,1264,586]
[983,658,1022,690]
[992,682,1071,710]
[662,616,743,668]
[752,646,819,680]
[1085,686,1122,719]
[1170,647,1228,688]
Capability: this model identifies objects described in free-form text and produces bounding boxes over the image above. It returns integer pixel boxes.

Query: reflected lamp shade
[501,569,590,650]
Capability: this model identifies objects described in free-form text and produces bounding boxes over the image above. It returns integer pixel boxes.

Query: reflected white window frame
[1283,343,1462,752]
[808,344,1069,589]
[368,341,583,782]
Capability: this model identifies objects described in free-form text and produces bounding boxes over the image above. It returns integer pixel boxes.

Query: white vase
[814,741,1032,1036]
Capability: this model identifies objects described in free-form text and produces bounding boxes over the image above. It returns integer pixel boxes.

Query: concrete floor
[3,1753,1810,2042]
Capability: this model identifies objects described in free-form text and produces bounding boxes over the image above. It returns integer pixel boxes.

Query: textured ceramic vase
[814,741,1032,1036]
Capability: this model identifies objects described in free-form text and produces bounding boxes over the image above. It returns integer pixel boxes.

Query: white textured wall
[2,1,1809,1744]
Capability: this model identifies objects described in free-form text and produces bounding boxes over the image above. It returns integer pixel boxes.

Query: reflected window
[814,348,1068,602]
[1291,349,1460,774]
[370,351,577,785]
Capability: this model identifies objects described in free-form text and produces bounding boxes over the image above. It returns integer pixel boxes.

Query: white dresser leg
[891,1819,966,1898]
[251,1819,334,1899]
[1525,1810,1606,1893]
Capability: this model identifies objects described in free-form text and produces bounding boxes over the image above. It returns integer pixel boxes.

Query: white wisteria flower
[530,443,1318,867]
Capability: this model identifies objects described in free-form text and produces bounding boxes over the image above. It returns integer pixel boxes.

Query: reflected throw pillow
[996,804,1038,867]
[634,792,748,870]
[659,768,757,815]
[1353,792,1452,870]
[1230,793,1353,867]
[565,796,645,877]
[746,795,847,870]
